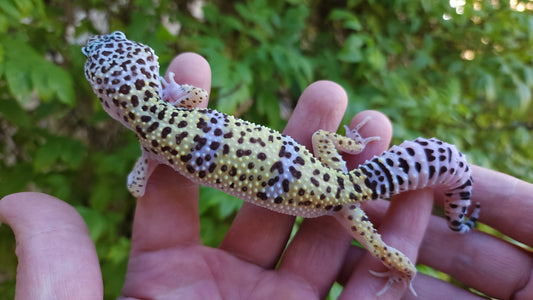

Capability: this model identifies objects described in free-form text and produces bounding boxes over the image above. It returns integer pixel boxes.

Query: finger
[219,80,348,268]
[340,188,434,299]
[279,110,393,298]
[339,245,487,299]
[166,52,212,99]
[434,165,533,245]
[402,273,486,300]
[0,192,102,299]
[130,53,211,252]
[470,165,533,245]
[418,211,533,300]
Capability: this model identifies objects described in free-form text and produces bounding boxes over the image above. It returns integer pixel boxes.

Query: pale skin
[1,53,533,299]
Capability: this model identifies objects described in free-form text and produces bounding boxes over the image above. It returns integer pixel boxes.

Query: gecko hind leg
[160,72,209,108]
[334,204,418,296]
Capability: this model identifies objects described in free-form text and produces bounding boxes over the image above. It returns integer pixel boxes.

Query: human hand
[4,50,504,299]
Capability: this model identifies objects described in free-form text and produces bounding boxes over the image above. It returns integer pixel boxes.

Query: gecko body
[83,31,480,296]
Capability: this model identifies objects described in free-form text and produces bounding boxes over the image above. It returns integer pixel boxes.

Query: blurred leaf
[33,136,86,172]
[0,163,32,197]
[2,36,75,106]
[0,99,30,127]
[329,9,362,31]
[76,206,110,241]
[0,1,22,20]
[338,34,366,63]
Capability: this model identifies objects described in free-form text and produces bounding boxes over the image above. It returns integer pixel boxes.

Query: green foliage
[0,0,532,298]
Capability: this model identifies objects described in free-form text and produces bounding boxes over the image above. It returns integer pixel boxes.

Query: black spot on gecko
[131,95,139,107]
[135,79,144,90]
[209,141,220,150]
[228,166,237,176]
[161,127,171,139]
[196,157,203,166]
[193,136,207,150]
[278,146,291,158]
[157,110,166,120]
[175,132,188,145]
[257,192,268,201]
[180,154,192,162]
[236,149,252,157]
[119,84,131,94]
[289,166,302,179]
[398,158,409,173]
[439,166,448,175]
[429,166,436,179]
[146,122,159,132]
[282,179,290,192]
[424,148,436,162]
[270,161,284,174]
[268,176,279,186]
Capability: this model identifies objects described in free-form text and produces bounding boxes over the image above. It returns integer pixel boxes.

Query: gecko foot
[369,269,417,297]
[344,116,381,147]
[160,72,208,108]
[160,72,189,105]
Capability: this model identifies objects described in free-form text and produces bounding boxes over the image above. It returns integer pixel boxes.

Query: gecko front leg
[126,72,208,198]
[127,150,158,198]
[312,116,380,172]
[160,72,208,108]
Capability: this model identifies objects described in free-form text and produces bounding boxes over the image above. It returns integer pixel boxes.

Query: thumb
[0,192,102,299]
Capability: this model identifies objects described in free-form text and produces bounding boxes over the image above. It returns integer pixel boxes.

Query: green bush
[0,0,531,298]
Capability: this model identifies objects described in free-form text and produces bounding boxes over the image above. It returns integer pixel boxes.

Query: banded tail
[354,137,480,233]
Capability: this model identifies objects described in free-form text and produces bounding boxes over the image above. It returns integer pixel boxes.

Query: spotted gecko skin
[82,31,480,296]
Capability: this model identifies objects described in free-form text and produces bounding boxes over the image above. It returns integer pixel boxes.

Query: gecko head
[82,31,162,128]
